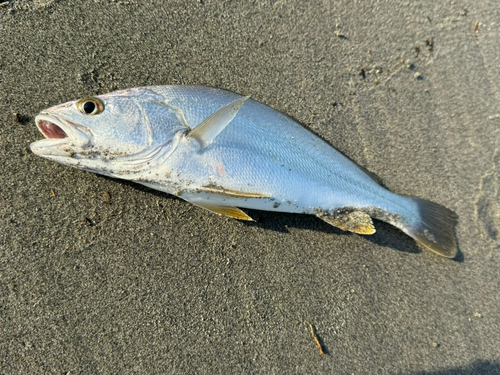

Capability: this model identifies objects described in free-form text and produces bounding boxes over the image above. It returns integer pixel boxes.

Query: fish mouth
[30,114,91,156]
[37,117,69,139]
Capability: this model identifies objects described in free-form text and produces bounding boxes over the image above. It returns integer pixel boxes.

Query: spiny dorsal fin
[187,95,250,151]
[318,209,376,235]
[190,200,253,221]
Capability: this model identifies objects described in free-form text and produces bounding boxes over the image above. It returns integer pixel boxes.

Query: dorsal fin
[187,95,250,151]
[358,165,385,187]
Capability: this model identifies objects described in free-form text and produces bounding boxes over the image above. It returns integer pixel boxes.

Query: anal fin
[191,201,253,221]
[318,209,376,235]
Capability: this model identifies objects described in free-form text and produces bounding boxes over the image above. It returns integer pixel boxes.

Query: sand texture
[1,1,500,374]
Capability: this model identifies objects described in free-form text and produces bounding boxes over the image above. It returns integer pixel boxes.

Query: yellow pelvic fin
[200,185,268,199]
[318,210,376,235]
[192,201,253,221]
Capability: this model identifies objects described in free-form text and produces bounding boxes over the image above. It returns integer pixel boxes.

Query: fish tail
[375,196,458,258]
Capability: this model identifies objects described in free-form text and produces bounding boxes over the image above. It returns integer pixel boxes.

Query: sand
[1,0,499,373]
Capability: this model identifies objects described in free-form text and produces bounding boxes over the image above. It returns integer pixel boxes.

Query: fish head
[30,88,187,176]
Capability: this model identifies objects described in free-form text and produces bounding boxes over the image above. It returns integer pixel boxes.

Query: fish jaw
[30,111,185,181]
[30,113,124,177]
[30,113,92,160]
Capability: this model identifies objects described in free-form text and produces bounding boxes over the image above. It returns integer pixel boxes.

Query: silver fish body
[31,86,458,257]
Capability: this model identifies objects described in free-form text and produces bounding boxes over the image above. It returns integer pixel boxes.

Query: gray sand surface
[1,1,500,374]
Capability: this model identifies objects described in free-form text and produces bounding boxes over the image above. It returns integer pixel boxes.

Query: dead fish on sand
[31,86,458,258]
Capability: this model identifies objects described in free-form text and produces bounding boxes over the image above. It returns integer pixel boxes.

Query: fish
[30,85,458,258]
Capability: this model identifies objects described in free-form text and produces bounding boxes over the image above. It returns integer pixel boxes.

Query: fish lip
[31,113,91,155]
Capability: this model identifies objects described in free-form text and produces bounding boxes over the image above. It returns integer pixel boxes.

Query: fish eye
[76,97,104,116]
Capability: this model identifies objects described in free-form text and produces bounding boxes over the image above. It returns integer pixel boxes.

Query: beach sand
[1,1,499,373]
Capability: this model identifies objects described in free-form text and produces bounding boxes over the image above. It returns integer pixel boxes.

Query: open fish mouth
[30,114,91,156]
[37,117,69,139]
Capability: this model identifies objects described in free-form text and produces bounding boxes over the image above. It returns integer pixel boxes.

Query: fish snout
[31,114,92,156]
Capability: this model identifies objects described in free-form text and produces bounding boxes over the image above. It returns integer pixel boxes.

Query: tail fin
[404,198,458,258]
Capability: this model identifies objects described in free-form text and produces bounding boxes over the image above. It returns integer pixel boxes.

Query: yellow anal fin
[201,185,268,199]
[192,201,253,221]
[318,210,376,235]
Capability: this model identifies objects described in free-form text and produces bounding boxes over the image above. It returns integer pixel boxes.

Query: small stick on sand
[306,321,324,355]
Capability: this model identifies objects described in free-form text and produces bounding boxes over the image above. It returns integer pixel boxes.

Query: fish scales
[31,85,458,258]
[154,87,383,206]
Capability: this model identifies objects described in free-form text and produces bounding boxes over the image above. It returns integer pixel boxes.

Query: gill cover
[80,88,189,155]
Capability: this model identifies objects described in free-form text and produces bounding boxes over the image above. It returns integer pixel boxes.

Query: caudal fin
[405,198,458,258]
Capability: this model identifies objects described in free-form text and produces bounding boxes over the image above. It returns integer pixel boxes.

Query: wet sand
[1,1,499,373]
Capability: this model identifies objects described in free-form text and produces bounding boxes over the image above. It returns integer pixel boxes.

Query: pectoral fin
[191,201,254,221]
[318,209,376,235]
[187,95,250,151]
